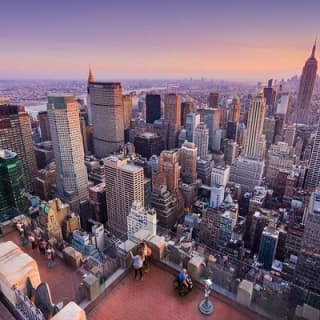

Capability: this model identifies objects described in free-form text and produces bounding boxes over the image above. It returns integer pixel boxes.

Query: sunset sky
[1,0,320,80]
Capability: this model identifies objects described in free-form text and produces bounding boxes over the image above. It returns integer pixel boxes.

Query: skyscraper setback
[296,40,318,125]
[88,81,124,158]
[47,94,88,212]
[0,104,37,192]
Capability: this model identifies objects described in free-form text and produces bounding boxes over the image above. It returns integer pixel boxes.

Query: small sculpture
[199,279,214,315]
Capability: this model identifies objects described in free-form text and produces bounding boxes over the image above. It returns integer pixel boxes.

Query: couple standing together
[130,242,152,280]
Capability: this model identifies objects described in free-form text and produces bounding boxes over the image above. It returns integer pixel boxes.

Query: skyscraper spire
[311,37,317,58]
[295,40,318,124]
[88,65,96,83]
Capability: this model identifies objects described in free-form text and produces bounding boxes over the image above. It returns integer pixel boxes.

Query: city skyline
[1,0,320,80]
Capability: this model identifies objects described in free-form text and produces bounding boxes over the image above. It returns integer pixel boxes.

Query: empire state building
[296,40,318,125]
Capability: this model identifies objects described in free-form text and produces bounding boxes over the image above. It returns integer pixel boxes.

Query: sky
[1,0,320,80]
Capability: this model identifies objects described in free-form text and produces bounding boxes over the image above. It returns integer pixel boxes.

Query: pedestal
[199,298,214,315]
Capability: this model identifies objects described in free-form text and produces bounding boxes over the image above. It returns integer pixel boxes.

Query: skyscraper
[296,40,318,125]
[134,132,165,159]
[262,117,276,146]
[0,149,25,215]
[284,124,296,147]
[164,93,181,149]
[294,188,320,295]
[198,107,220,150]
[226,121,238,141]
[231,93,266,192]
[185,113,200,143]
[123,94,132,130]
[263,79,276,115]
[208,92,219,108]
[224,139,237,165]
[87,66,96,125]
[0,104,37,191]
[146,94,161,124]
[211,165,230,187]
[229,156,265,192]
[275,92,289,116]
[152,150,179,194]
[305,121,320,189]
[210,185,225,208]
[243,91,266,160]
[104,156,144,236]
[180,141,197,184]
[88,81,124,158]
[181,101,193,127]
[229,96,241,124]
[47,94,88,211]
[258,226,279,270]
[194,122,209,160]
[38,111,51,141]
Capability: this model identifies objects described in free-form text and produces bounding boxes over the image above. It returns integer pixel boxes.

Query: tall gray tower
[47,94,88,212]
[88,81,124,158]
[296,40,318,125]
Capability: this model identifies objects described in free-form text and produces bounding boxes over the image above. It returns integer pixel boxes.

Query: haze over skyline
[1,0,320,80]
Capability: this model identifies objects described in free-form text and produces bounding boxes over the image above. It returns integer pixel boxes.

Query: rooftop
[0,231,82,304]
[88,264,259,320]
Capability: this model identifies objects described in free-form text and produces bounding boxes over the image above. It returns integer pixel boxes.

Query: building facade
[47,94,88,212]
[0,104,37,192]
[258,226,279,270]
[228,96,241,124]
[296,41,318,125]
[146,94,161,124]
[181,101,193,127]
[134,132,165,159]
[180,141,197,184]
[152,150,179,194]
[104,156,144,236]
[185,113,200,143]
[0,150,25,216]
[164,94,181,149]
[123,94,132,130]
[194,122,209,160]
[230,156,265,193]
[38,111,51,141]
[305,121,320,190]
[294,188,320,295]
[88,82,124,157]
[243,91,266,160]
[208,92,219,109]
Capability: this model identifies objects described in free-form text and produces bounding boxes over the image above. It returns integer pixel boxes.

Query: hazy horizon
[1,0,319,79]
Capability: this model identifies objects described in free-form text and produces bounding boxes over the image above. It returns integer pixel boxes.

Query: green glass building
[0,149,26,219]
